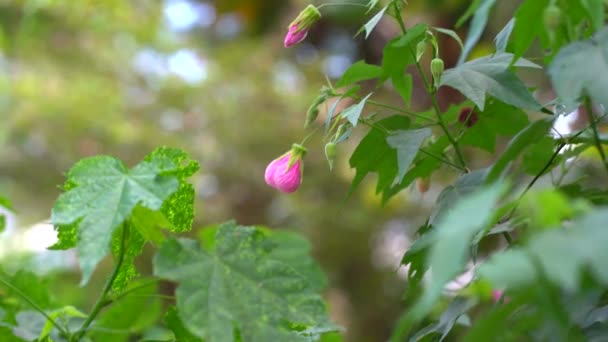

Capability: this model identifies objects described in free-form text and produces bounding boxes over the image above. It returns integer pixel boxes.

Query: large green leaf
[441,53,541,110]
[549,26,608,109]
[430,169,489,225]
[391,184,506,339]
[459,100,529,152]
[153,222,334,342]
[381,24,427,81]
[479,208,608,291]
[51,147,199,285]
[165,306,203,342]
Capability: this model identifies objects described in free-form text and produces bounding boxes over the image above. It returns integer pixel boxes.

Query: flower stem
[391,3,468,172]
[317,2,370,10]
[70,223,129,341]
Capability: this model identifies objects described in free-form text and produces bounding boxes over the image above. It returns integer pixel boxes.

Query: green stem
[70,223,129,341]
[418,148,466,172]
[583,97,608,174]
[108,279,160,304]
[366,99,436,123]
[317,2,369,10]
[0,276,68,337]
[391,3,468,172]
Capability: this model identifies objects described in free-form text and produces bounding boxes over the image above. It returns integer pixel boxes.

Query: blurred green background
[0,0,549,341]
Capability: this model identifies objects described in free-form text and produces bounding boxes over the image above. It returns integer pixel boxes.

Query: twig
[583,96,608,174]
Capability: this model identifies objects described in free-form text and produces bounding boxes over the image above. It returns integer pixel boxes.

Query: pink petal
[284,25,308,48]
[272,159,302,193]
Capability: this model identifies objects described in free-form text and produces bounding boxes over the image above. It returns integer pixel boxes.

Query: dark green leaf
[409,297,475,342]
[386,128,432,184]
[459,100,529,152]
[511,0,550,60]
[391,73,413,106]
[441,53,541,110]
[430,169,489,225]
[349,115,410,196]
[457,0,497,64]
[336,61,382,88]
[581,0,605,31]
[521,137,561,175]
[381,24,427,80]
[549,26,608,109]
[485,118,554,184]
[165,306,203,342]
[153,222,334,342]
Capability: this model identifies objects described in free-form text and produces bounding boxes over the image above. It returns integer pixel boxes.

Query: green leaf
[165,306,203,342]
[153,222,334,342]
[0,195,12,234]
[521,137,561,175]
[386,128,432,184]
[392,183,507,338]
[441,53,541,110]
[511,0,550,60]
[90,280,162,342]
[40,306,86,340]
[479,208,608,291]
[349,115,410,196]
[111,223,146,293]
[391,73,413,106]
[518,189,589,229]
[336,61,382,88]
[51,147,199,285]
[457,0,497,64]
[0,269,52,310]
[361,5,388,39]
[409,297,475,341]
[459,100,529,152]
[381,24,427,80]
[495,18,515,52]
[341,93,372,127]
[581,0,605,31]
[430,169,489,225]
[433,27,464,50]
[549,26,608,109]
[485,118,554,184]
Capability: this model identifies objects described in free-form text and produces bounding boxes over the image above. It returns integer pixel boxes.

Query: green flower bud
[416,41,427,62]
[430,58,444,87]
[543,5,561,31]
[324,142,337,171]
[304,95,326,128]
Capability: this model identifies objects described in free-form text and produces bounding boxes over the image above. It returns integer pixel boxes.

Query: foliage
[1,0,608,341]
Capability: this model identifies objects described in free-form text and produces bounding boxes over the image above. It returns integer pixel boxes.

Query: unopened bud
[284,5,322,48]
[324,142,337,171]
[416,41,427,62]
[304,95,326,128]
[430,58,444,87]
[543,5,561,31]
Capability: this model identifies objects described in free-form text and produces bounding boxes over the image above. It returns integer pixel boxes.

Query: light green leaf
[386,128,432,184]
[457,0,497,64]
[485,118,554,184]
[51,147,199,285]
[433,27,464,50]
[409,297,475,342]
[479,208,608,291]
[393,183,507,338]
[361,5,388,39]
[336,61,382,88]
[549,26,608,109]
[153,222,334,342]
[341,93,372,127]
[495,18,515,52]
[430,169,489,225]
[40,306,86,339]
[441,53,541,110]
[0,195,11,234]
[391,73,413,106]
[581,0,605,31]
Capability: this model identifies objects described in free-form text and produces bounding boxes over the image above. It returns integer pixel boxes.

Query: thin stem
[418,148,466,172]
[583,96,608,174]
[71,224,129,341]
[109,279,160,304]
[0,276,68,337]
[391,3,468,171]
[317,2,369,10]
[366,99,436,123]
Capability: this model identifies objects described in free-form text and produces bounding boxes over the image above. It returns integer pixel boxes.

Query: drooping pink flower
[284,24,309,48]
[265,144,307,193]
[492,289,510,303]
[283,5,321,48]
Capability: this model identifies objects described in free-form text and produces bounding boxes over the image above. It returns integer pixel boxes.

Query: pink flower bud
[284,24,309,48]
[284,5,321,48]
[265,144,307,193]
[492,289,510,303]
